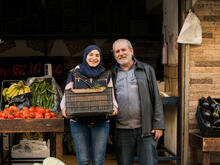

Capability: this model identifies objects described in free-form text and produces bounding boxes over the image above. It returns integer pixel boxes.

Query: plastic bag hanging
[177,10,202,45]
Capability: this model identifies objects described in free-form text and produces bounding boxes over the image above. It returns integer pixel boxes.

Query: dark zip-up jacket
[111,59,165,136]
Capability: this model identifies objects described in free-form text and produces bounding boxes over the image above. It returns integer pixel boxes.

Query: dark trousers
[115,128,158,165]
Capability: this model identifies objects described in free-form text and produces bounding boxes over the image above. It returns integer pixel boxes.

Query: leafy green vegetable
[90,84,102,89]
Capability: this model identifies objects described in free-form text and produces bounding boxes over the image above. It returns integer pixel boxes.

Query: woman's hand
[108,106,118,116]
[61,108,71,119]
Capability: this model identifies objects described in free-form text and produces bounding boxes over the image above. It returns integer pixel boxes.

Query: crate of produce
[26,76,63,114]
[196,98,220,137]
[0,80,25,110]
[65,87,113,116]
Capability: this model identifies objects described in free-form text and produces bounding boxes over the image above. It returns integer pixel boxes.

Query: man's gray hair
[112,39,133,51]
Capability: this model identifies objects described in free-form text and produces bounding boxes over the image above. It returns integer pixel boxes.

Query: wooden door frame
[179,0,192,165]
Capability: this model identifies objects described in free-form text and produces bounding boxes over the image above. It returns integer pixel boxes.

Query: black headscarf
[78,45,104,78]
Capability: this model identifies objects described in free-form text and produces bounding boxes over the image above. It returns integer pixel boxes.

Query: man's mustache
[118,55,127,59]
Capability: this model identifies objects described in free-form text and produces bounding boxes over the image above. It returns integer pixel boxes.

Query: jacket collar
[112,57,144,74]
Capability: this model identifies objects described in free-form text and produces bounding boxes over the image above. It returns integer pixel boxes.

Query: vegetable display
[198,96,220,127]
[2,80,31,108]
[0,79,58,120]
[0,105,57,119]
[30,80,55,109]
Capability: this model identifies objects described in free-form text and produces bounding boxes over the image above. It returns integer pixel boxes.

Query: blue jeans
[70,120,110,165]
[115,128,158,165]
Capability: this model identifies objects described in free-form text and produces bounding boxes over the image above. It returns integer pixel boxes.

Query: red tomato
[50,112,56,117]
[14,111,20,118]
[45,109,51,113]
[35,106,41,111]
[36,107,45,114]
[29,106,35,112]
[8,114,14,119]
[44,113,51,119]
[35,112,43,119]
[18,111,23,119]
[9,109,17,115]
[0,111,2,117]
[2,112,8,119]
[0,116,5,119]
[23,111,30,119]
[22,107,29,111]
[3,108,10,113]
[29,112,35,118]
[52,116,57,119]
[9,106,18,112]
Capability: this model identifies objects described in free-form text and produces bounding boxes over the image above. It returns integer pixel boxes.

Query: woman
[60,45,118,165]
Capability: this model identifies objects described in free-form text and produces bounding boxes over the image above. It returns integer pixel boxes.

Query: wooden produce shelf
[0,118,64,133]
[189,133,220,165]
[0,118,64,164]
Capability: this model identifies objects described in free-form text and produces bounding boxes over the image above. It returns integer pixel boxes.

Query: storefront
[0,0,178,164]
[0,0,219,164]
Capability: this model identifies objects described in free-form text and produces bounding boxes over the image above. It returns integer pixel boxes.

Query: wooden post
[180,0,187,165]
[190,147,197,165]
[56,132,63,161]
[203,152,210,165]
[183,44,190,165]
[180,0,192,164]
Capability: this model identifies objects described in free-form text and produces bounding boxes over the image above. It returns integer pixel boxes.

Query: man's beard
[116,54,132,66]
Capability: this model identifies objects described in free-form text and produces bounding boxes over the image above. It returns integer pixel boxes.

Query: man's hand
[151,129,163,141]
[108,106,118,116]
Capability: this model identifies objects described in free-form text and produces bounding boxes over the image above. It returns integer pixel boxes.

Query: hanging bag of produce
[26,75,63,114]
[177,10,202,45]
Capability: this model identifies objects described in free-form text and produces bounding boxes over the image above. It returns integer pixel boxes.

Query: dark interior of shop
[0,0,162,37]
[0,0,167,160]
[0,0,164,78]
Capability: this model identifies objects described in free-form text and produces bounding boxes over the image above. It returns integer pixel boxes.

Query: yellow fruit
[18,87,25,95]
[6,83,18,95]
[9,88,19,98]
[24,86,31,93]
[2,88,8,96]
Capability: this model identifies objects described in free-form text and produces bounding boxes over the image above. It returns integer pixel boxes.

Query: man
[111,39,165,165]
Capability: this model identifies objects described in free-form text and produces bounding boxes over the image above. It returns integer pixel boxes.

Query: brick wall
[189,0,220,163]
[189,0,220,132]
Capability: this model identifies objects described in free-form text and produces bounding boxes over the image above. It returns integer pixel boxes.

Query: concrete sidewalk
[62,155,174,165]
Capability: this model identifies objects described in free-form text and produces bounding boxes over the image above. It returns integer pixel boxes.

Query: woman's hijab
[78,45,104,78]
